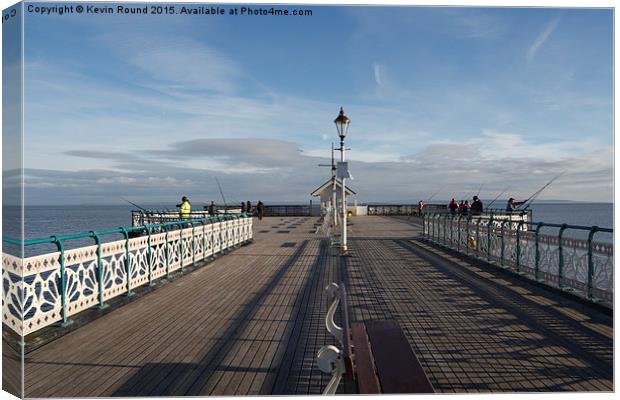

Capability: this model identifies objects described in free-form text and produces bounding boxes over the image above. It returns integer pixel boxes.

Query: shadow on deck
[16,216,613,396]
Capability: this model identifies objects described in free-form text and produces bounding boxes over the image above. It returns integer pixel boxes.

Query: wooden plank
[28,257,250,396]
[350,322,380,394]
[177,240,311,395]
[215,236,314,395]
[25,219,308,397]
[20,216,614,396]
[84,252,272,396]
[365,320,434,393]
[263,240,328,395]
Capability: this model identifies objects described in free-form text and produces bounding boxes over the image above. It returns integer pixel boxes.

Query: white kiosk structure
[311,178,356,217]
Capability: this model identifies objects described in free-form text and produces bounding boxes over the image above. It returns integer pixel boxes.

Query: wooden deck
[18,216,612,396]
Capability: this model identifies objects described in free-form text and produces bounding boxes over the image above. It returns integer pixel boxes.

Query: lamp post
[331,143,338,229]
[334,107,350,256]
[317,143,338,228]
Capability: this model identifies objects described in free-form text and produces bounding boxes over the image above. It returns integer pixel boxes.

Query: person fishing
[471,195,483,216]
[208,201,215,216]
[176,196,191,219]
[506,197,525,212]
[257,201,265,220]
[448,198,459,216]
[460,200,470,216]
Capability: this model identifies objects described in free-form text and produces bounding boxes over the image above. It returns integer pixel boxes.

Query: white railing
[2,216,253,336]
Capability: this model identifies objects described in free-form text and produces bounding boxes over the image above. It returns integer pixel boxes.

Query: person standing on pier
[471,196,483,216]
[177,196,191,219]
[418,200,424,216]
[246,200,252,215]
[241,202,246,213]
[506,197,525,212]
[208,201,215,216]
[448,198,459,216]
[257,201,264,220]
[460,200,470,216]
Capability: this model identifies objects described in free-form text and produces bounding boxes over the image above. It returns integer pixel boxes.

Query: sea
[2,202,613,256]
[522,202,613,243]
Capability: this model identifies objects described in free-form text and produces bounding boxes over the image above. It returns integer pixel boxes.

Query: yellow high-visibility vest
[180,201,191,219]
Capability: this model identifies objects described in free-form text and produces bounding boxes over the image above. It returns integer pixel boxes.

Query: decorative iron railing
[2,214,253,336]
[423,213,613,306]
[262,204,319,217]
[131,210,226,226]
[367,204,423,215]
[131,204,319,226]
[367,204,532,220]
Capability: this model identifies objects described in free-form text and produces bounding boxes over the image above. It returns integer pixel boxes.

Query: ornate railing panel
[2,215,253,336]
[262,204,317,216]
[367,204,416,215]
[150,233,168,281]
[131,204,319,226]
[4,252,62,335]
[423,214,613,306]
[368,204,531,221]
[131,210,216,227]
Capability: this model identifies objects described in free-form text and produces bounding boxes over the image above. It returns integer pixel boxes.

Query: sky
[3,2,614,205]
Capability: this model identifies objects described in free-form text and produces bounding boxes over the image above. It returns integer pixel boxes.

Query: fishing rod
[214,177,228,213]
[486,186,510,209]
[121,197,149,212]
[426,186,443,203]
[475,184,484,197]
[519,171,565,210]
[460,191,473,202]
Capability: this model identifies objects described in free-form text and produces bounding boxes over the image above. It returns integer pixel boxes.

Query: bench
[317,283,434,394]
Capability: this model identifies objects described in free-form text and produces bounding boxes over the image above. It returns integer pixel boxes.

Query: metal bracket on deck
[325,283,343,345]
[317,282,347,395]
[317,344,345,395]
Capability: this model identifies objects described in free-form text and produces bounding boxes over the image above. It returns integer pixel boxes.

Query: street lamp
[334,107,351,256]
[334,107,350,140]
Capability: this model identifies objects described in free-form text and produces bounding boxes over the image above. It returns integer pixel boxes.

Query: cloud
[96,176,138,185]
[64,150,135,161]
[107,33,244,94]
[373,62,383,86]
[22,131,613,205]
[445,9,506,39]
[348,8,505,42]
[526,17,561,64]
[304,148,399,163]
[148,138,311,171]
[63,138,317,174]
[20,12,611,205]
[158,138,300,160]
[25,58,433,171]
[367,61,415,102]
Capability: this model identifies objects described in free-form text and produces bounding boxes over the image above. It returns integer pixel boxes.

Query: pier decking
[18,216,612,396]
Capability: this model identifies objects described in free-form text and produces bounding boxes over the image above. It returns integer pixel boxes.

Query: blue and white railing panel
[2,216,253,336]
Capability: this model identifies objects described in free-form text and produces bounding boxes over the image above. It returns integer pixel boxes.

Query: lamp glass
[334,108,350,139]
